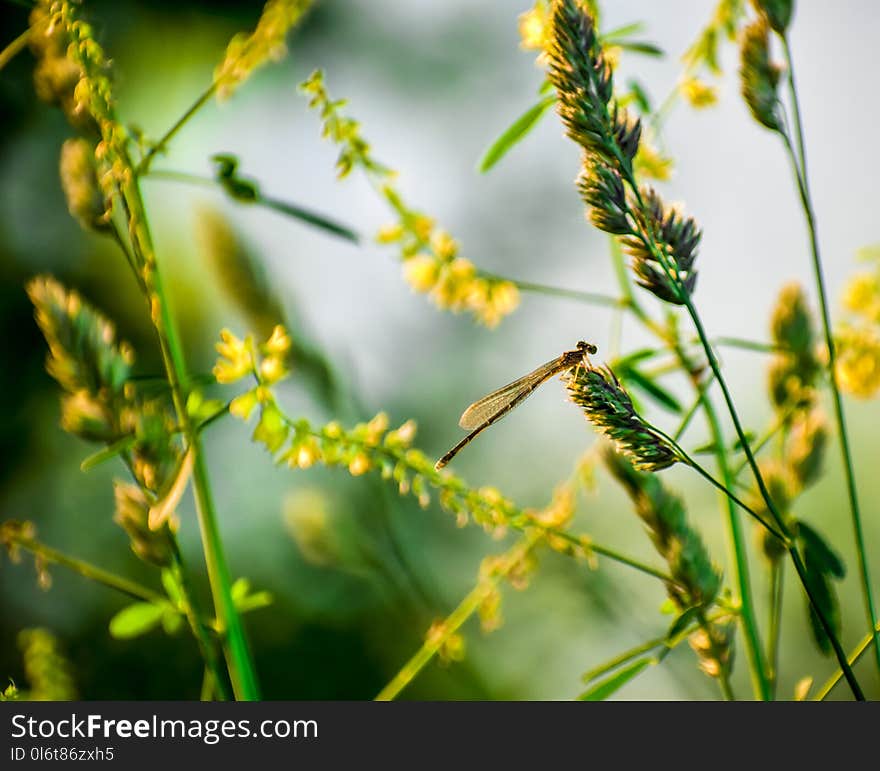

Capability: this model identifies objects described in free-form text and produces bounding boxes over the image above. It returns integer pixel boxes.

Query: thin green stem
[676,350,771,701]
[672,374,714,442]
[3,532,163,604]
[587,541,678,585]
[609,236,650,323]
[697,609,735,700]
[582,635,669,684]
[767,560,784,700]
[481,273,624,309]
[611,231,768,698]
[710,336,787,355]
[169,545,232,701]
[581,610,728,685]
[608,118,862,698]
[0,26,29,72]
[200,667,214,701]
[145,169,359,243]
[196,401,232,434]
[656,427,786,542]
[376,532,542,700]
[136,84,217,176]
[121,164,260,699]
[681,297,863,698]
[781,34,879,678]
[729,405,798,479]
[815,618,880,701]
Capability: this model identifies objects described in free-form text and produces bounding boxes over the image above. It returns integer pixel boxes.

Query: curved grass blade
[260,195,359,243]
[615,41,663,57]
[578,657,655,701]
[478,96,556,173]
[619,366,682,414]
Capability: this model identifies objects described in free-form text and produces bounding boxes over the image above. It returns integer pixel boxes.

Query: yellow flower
[680,77,718,109]
[262,324,292,356]
[213,329,253,384]
[634,138,674,181]
[59,138,107,231]
[842,272,880,323]
[403,255,440,293]
[214,0,314,100]
[376,223,405,244]
[348,452,371,476]
[518,4,551,52]
[259,354,288,385]
[836,325,880,398]
[230,390,260,420]
[430,230,458,261]
[425,621,466,664]
[285,438,321,469]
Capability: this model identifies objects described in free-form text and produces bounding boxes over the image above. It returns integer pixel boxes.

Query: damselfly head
[576,340,598,355]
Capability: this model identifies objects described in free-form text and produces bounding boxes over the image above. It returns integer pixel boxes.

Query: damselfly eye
[577,341,598,355]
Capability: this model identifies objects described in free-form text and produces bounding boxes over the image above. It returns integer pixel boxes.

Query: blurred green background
[1,0,879,699]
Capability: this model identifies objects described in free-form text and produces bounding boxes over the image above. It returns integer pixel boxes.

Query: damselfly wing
[435,340,597,469]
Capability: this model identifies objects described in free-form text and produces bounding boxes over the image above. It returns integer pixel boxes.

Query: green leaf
[186,391,226,423]
[261,197,360,244]
[236,591,273,614]
[600,21,645,41]
[800,554,840,657]
[161,608,184,635]
[666,606,700,641]
[160,569,184,607]
[626,79,652,114]
[109,602,165,639]
[231,577,273,613]
[478,96,556,173]
[621,367,682,413]
[578,658,654,701]
[692,440,720,455]
[210,153,359,243]
[231,577,250,603]
[616,41,664,57]
[797,521,846,579]
[80,434,136,472]
[613,347,661,368]
[658,598,678,615]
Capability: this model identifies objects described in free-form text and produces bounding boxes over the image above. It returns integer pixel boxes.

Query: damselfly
[435,340,598,469]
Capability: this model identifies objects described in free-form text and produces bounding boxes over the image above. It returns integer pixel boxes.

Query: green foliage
[578,658,654,700]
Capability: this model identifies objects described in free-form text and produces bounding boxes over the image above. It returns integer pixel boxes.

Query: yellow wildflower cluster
[214,0,314,100]
[679,0,748,109]
[836,325,880,399]
[59,138,107,232]
[749,284,828,561]
[301,70,520,328]
[380,190,520,328]
[29,1,126,227]
[300,70,389,180]
[214,325,290,391]
[518,1,553,59]
[680,76,719,109]
[837,246,880,398]
[633,134,674,181]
